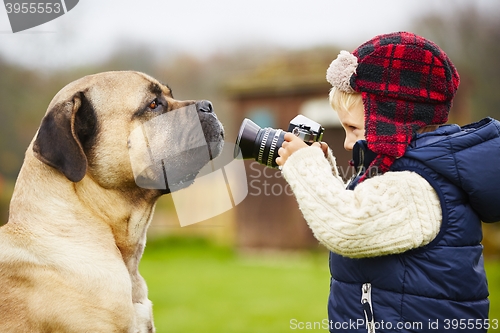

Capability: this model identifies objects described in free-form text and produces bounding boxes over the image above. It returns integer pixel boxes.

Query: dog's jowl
[0,71,224,333]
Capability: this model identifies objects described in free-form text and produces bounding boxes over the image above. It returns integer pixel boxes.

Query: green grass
[141,237,329,332]
[487,260,500,331]
[140,237,500,332]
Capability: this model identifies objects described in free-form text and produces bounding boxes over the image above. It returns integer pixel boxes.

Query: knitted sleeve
[281,146,442,258]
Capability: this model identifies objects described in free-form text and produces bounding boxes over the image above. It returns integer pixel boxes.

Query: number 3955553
[5,2,62,14]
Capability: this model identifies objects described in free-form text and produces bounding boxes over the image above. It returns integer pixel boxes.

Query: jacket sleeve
[281,146,442,258]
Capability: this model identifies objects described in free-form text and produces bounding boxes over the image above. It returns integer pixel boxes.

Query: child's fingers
[276,147,287,166]
[311,141,329,158]
[284,132,297,142]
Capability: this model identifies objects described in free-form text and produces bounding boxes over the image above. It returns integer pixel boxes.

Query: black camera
[234,115,324,168]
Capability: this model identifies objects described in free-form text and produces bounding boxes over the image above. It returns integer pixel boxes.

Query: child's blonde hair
[328,86,362,114]
[329,86,439,134]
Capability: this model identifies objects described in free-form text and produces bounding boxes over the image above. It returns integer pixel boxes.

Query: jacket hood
[404,117,500,223]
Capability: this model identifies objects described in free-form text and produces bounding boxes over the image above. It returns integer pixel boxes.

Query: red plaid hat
[327,32,460,180]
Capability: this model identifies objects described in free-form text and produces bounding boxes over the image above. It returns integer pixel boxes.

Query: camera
[234,114,324,168]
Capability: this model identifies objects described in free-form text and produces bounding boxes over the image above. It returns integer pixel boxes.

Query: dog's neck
[8,150,160,268]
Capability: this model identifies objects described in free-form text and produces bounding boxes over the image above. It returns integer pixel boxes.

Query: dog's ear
[33,91,97,182]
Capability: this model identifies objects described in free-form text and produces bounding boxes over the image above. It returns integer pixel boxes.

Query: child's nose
[344,137,354,151]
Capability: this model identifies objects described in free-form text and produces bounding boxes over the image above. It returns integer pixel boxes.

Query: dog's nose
[196,100,213,113]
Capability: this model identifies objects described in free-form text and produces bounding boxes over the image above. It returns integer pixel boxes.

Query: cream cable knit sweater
[281,146,442,258]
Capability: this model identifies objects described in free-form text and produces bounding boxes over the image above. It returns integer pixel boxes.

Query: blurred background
[1,0,500,331]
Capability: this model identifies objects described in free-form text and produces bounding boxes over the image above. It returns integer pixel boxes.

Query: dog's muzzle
[128,102,224,192]
[196,100,224,160]
[196,100,213,113]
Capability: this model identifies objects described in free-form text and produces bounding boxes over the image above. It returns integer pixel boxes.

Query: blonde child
[276,32,500,332]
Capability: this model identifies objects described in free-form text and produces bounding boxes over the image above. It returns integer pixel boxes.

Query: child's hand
[276,133,330,167]
[311,141,329,158]
[276,132,308,166]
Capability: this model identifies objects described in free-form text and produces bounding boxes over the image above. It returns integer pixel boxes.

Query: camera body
[287,115,324,144]
[235,114,324,168]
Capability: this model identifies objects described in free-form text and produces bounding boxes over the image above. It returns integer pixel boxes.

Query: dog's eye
[149,99,160,110]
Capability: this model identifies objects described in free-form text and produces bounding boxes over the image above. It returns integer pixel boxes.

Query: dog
[0,71,224,332]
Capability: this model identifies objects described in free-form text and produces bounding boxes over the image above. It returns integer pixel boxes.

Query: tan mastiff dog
[0,71,224,332]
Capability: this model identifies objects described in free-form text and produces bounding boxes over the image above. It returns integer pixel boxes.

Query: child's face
[337,101,366,151]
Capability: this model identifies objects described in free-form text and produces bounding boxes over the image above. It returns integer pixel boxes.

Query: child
[276,32,500,332]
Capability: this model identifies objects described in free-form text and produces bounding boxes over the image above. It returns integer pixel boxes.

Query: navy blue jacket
[328,118,500,333]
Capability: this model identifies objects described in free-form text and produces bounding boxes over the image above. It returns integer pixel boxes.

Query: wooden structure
[225,49,353,250]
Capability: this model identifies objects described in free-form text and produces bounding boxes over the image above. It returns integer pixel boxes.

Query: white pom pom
[326,50,358,93]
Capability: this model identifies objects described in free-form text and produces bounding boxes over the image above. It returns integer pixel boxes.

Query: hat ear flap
[33,92,95,183]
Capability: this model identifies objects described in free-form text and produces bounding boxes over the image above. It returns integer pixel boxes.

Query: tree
[413,4,500,121]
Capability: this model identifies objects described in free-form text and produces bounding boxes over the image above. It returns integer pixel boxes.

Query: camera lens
[235,118,285,168]
[255,127,285,168]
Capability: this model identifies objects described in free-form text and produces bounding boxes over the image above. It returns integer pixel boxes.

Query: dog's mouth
[134,144,215,193]
[164,165,198,193]
[129,102,225,193]
[198,110,224,159]
[162,119,225,192]
[163,143,221,192]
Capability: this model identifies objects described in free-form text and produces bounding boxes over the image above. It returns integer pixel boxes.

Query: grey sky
[0,0,497,69]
